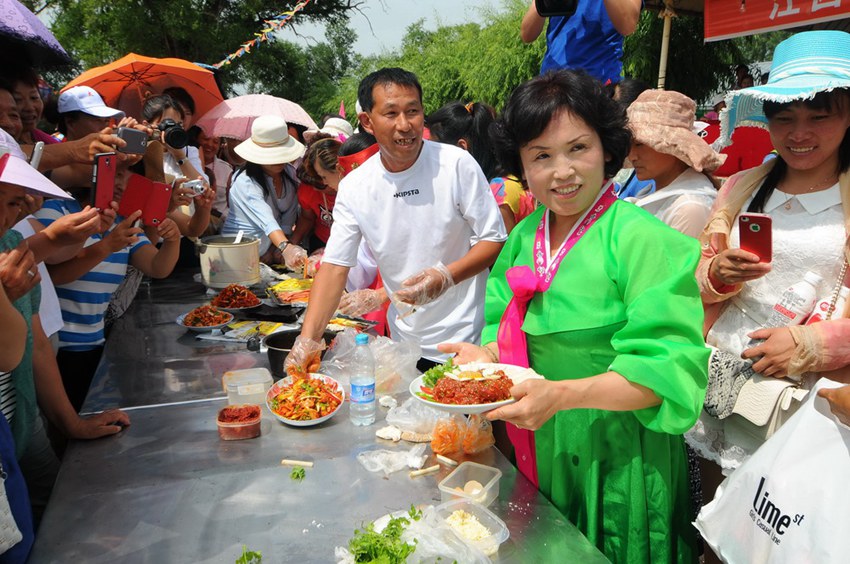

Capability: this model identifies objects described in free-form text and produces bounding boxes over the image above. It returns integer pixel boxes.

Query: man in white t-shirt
[287,68,506,368]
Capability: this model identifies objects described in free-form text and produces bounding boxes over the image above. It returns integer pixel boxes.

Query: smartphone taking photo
[118,173,172,225]
[116,127,148,154]
[92,152,117,210]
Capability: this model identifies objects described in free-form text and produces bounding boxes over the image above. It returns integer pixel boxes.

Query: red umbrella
[63,53,223,121]
[195,94,317,141]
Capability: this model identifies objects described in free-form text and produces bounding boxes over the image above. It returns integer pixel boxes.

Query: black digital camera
[156,119,188,149]
[536,0,578,17]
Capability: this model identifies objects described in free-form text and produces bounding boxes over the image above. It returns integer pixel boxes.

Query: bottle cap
[355,333,369,345]
[803,271,824,286]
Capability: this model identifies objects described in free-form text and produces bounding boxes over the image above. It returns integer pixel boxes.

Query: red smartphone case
[738,213,772,262]
[118,174,172,226]
[117,174,150,220]
[143,182,171,225]
[92,152,117,210]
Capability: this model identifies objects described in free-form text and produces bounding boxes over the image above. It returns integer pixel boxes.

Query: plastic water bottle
[763,271,822,328]
[805,286,849,325]
[746,271,822,349]
[349,333,376,426]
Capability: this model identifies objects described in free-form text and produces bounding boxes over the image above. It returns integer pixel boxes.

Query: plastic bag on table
[356,449,408,476]
[371,337,420,394]
[463,414,495,454]
[385,397,443,435]
[357,444,429,476]
[403,505,489,564]
[431,414,465,455]
[321,328,421,395]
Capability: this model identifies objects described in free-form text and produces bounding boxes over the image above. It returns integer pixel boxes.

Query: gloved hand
[305,252,322,278]
[392,262,454,306]
[283,335,325,379]
[282,243,308,270]
[339,288,388,317]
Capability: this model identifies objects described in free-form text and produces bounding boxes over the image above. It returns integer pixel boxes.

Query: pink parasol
[195,94,317,141]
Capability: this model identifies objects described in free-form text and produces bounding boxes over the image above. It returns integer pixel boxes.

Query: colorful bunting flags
[211,0,313,69]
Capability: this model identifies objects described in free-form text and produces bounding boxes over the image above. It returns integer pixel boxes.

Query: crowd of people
[1,0,849,559]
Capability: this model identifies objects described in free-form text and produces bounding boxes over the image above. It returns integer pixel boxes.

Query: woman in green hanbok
[442,70,709,563]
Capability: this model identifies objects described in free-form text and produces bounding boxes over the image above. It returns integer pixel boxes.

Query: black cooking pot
[263,329,337,379]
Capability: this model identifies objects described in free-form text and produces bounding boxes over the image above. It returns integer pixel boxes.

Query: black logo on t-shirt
[393,189,420,199]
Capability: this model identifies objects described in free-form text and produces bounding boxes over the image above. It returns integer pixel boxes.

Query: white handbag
[696,378,850,563]
[725,374,808,443]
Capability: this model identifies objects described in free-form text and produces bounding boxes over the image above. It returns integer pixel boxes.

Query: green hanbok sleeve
[607,214,709,434]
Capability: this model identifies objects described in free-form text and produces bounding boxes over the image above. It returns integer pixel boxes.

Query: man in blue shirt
[521,0,642,84]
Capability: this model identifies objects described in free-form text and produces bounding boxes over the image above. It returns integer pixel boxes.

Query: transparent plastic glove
[305,253,322,278]
[283,335,325,379]
[282,243,308,270]
[339,288,388,317]
[392,262,454,306]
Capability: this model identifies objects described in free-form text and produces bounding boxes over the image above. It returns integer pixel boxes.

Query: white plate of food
[410,361,544,414]
[266,373,345,427]
[176,306,234,332]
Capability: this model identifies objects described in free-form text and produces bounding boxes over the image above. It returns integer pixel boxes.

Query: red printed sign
[705,0,850,42]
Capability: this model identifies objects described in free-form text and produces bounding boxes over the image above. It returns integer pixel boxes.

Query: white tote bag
[695,378,850,564]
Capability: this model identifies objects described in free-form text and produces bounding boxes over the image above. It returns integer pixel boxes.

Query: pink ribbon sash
[496,183,617,486]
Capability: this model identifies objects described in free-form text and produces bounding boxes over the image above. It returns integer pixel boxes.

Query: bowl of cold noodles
[176,305,234,332]
[266,373,345,427]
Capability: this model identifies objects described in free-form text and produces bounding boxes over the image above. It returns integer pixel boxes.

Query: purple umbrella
[0,0,71,67]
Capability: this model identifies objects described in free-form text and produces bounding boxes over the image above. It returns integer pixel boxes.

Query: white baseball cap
[0,129,72,200]
[58,86,125,119]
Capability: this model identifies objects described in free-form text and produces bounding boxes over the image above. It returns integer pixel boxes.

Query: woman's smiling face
[768,98,850,177]
[519,109,609,228]
[12,81,43,135]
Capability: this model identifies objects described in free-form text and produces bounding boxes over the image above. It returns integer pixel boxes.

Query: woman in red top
[291,138,342,251]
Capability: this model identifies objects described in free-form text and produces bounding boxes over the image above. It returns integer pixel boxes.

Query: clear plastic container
[434,498,510,557]
[438,461,502,507]
[222,368,272,405]
[217,404,261,440]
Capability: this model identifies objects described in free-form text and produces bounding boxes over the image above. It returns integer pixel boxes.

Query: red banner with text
[705,0,850,42]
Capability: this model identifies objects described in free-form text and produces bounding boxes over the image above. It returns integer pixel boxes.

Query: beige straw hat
[234,115,305,165]
[627,90,725,173]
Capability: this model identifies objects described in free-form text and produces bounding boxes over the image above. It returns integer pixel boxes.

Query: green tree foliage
[330,0,788,117]
[332,0,541,116]
[235,19,361,118]
[31,0,357,96]
[623,11,789,104]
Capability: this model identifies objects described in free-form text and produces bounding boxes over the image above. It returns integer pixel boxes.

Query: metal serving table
[30,274,608,563]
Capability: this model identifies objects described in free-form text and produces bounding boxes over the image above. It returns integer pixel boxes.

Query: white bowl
[266,373,345,427]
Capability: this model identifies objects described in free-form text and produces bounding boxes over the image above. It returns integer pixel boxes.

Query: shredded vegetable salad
[269,377,343,421]
[182,305,232,327]
[211,284,261,308]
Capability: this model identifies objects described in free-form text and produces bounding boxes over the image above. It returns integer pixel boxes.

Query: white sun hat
[234,115,306,165]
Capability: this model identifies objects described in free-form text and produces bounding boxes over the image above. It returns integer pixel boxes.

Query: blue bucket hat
[719,30,850,147]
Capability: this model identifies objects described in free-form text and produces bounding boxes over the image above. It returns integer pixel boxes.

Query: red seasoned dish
[217,404,261,440]
[433,374,514,405]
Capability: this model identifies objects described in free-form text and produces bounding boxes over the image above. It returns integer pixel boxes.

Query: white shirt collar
[764,183,841,215]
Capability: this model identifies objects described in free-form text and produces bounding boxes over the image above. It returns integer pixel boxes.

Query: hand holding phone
[738,213,772,263]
